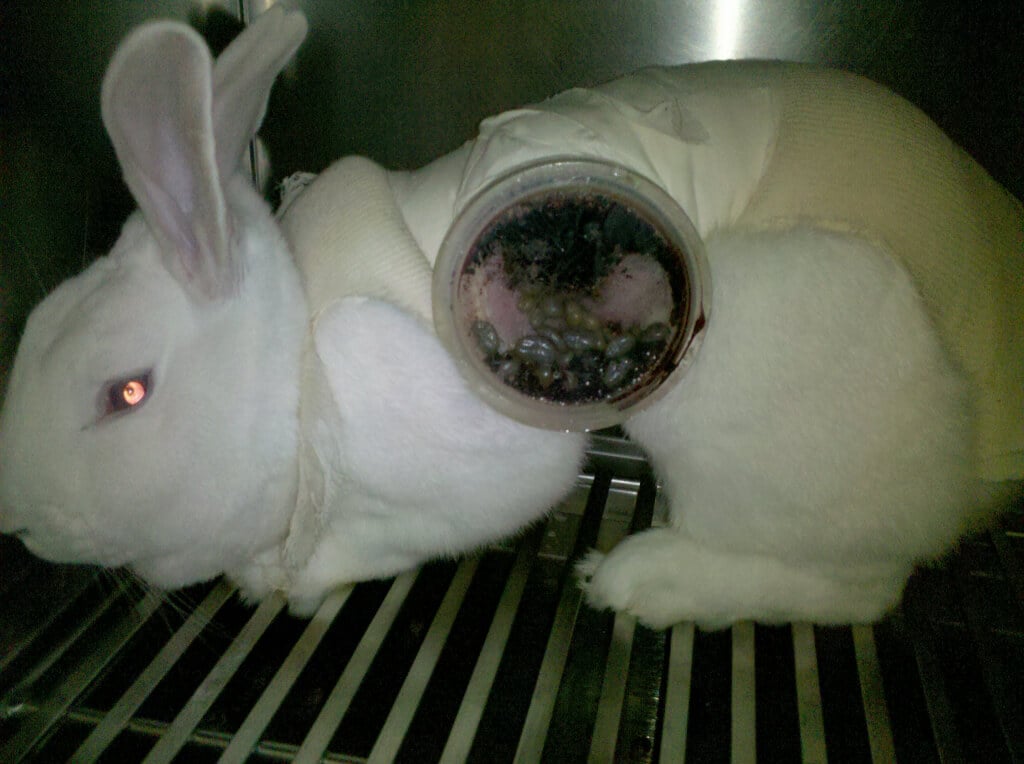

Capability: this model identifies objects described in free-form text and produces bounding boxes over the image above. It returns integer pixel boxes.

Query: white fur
[0,10,585,615]
[0,183,308,588]
[0,10,999,629]
[0,12,310,588]
[231,297,585,613]
[581,226,983,627]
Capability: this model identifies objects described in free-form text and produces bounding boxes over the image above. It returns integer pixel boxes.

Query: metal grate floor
[2,441,1023,763]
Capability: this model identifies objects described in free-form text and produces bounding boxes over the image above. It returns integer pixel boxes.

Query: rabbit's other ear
[101,22,235,302]
[100,11,307,302]
[211,6,307,179]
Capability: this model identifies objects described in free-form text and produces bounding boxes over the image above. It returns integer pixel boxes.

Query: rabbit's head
[0,9,310,589]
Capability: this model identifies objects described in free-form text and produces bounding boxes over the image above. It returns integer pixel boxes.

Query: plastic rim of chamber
[432,157,711,432]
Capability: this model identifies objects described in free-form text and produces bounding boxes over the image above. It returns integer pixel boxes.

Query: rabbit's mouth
[15,529,60,559]
[18,531,128,571]
[6,507,128,568]
[4,528,30,545]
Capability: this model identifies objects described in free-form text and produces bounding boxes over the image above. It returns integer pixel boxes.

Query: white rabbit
[0,10,313,589]
[580,226,984,628]
[389,63,1022,627]
[2,9,1021,629]
[0,8,586,615]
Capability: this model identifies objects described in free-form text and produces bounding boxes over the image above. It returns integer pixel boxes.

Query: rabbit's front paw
[577,531,708,630]
[579,527,913,628]
[287,583,355,619]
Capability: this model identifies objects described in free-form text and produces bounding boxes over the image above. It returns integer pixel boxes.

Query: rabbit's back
[627,226,978,568]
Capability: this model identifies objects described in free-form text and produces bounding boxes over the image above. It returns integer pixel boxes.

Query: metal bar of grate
[589,612,637,761]
[731,621,756,764]
[439,525,545,763]
[1,586,123,702]
[0,574,94,676]
[589,475,649,761]
[991,520,1024,614]
[511,557,586,763]
[368,558,480,762]
[514,472,611,763]
[2,462,1019,763]
[660,622,696,762]
[142,591,284,763]
[65,706,365,763]
[792,622,827,764]
[72,579,236,763]
[907,612,965,764]
[0,590,164,762]
[852,624,896,763]
[955,558,1024,760]
[990,521,1024,612]
[293,570,421,763]
[219,587,353,763]
[983,528,1024,759]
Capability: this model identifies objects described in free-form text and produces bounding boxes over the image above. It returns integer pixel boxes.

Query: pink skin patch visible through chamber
[455,194,688,404]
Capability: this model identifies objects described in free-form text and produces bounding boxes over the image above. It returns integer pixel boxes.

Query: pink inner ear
[101,23,235,303]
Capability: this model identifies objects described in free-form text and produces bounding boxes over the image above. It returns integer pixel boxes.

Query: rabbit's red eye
[103,371,152,416]
[121,380,146,406]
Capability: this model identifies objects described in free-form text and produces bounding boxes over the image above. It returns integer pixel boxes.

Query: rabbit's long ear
[211,6,307,179]
[102,22,235,302]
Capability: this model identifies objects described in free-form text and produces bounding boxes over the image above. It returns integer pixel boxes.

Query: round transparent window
[433,158,710,431]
